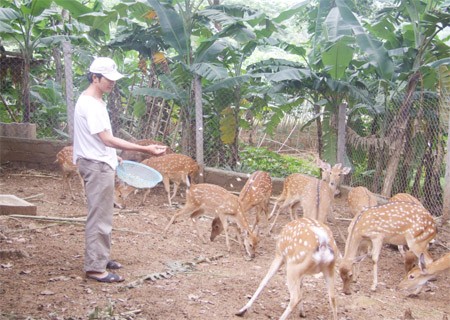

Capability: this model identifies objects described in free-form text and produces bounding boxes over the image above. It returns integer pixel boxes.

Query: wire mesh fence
[0,52,449,218]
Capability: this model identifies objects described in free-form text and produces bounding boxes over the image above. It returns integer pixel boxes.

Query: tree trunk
[381,72,420,197]
[393,117,415,194]
[194,75,204,181]
[22,53,31,122]
[314,104,323,159]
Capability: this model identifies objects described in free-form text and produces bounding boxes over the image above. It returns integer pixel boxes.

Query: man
[73,57,166,283]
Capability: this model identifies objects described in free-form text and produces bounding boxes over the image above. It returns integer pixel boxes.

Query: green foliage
[29,80,67,139]
[239,145,320,178]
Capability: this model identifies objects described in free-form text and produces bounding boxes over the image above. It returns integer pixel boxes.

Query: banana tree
[131,0,300,165]
[0,0,55,122]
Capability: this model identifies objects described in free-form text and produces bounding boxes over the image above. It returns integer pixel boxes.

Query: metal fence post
[62,41,74,142]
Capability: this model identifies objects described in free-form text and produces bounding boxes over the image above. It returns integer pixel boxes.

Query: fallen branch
[120,310,142,317]
[113,227,153,235]
[7,215,159,235]
[9,214,86,223]
[22,193,45,201]
[8,173,59,179]
[7,223,61,233]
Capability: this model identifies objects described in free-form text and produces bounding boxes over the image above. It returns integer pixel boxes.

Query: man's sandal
[106,260,123,270]
[86,272,124,283]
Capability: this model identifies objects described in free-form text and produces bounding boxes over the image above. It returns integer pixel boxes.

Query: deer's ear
[317,159,331,171]
[418,253,428,274]
[342,167,351,175]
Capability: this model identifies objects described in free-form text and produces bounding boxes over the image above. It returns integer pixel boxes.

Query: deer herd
[55,144,449,319]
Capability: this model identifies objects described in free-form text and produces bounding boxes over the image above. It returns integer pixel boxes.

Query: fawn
[389,192,423,207]
[389,192,428,257]
[55,146,85,201]
[56,146,138,208]
[268,160,350,232]
[339,201,436,294]
[399,252,450,294]
[141,153,199,206]
[235,217,339,320]
[269,159,333,221]
[210,171,272,240]
[164,183,259,259]
[347,186,378,217]
[238,171,272,229]
[345,186,379,279]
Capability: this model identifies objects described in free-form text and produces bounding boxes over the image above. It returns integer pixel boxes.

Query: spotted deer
[399,252,450,294]
[164,183,259,259]
[235,218,339,320]
[348,186,378,217]
[389,192,428,257]
[55,146,85,201]
[239,171,272,229]
[389,193,423,207]
[300,178,337,224]
[141,153,199,206]
[339,202,436,294]
[56,146,139,208]
[209,171,271,241]
[268,161,350,233]
[268,159,334,221]
[120,138,172,162]
[345,186,379,280]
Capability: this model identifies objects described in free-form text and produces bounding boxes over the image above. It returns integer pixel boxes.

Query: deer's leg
[219,215,231,252]
[236,255,284,317]
[281,263,306,320]
[190,210,207,244]
[162,176,172,206]
[253,207,260,232]
[140,189,151,206]
[268,208,282,234]
[170,182,180,201]
[369,237,383,291]
[268,199,281,220]
[164,205,193,233]
[323,265,338,320]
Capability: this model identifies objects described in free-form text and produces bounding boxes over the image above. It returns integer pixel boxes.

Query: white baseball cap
[89,57,124,81]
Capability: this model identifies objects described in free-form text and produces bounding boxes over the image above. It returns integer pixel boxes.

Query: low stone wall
[0,122,37,139]
[0,137,68,170]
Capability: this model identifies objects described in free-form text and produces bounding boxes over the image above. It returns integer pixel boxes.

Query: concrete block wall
[0,137,68,170]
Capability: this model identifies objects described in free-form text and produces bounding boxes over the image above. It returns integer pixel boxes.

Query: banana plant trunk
[381,72,420,197]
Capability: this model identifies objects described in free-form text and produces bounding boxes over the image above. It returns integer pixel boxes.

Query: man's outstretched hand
[146,144,167,155]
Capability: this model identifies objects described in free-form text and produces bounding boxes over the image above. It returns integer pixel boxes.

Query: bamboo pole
[62,40,74,141]
[441,113,450,226]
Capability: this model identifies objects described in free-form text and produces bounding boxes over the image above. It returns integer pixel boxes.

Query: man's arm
[98,130,167,155]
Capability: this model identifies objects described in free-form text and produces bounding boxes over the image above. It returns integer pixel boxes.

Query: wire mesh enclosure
[0,49,449,220]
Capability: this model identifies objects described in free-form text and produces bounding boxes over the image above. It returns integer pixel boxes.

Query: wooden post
[442,114,450,226]
[194,75,204,182]
[337,102,347,165]
[62,41,74,141]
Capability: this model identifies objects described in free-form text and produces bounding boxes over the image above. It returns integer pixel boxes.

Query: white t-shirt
[73,94,118,169]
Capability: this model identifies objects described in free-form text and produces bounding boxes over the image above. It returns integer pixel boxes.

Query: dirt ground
[0,167,449,320]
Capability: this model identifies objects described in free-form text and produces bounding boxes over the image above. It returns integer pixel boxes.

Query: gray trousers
[77,158,115,273]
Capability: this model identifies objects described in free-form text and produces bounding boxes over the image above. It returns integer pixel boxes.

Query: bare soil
[0,167,449,320]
